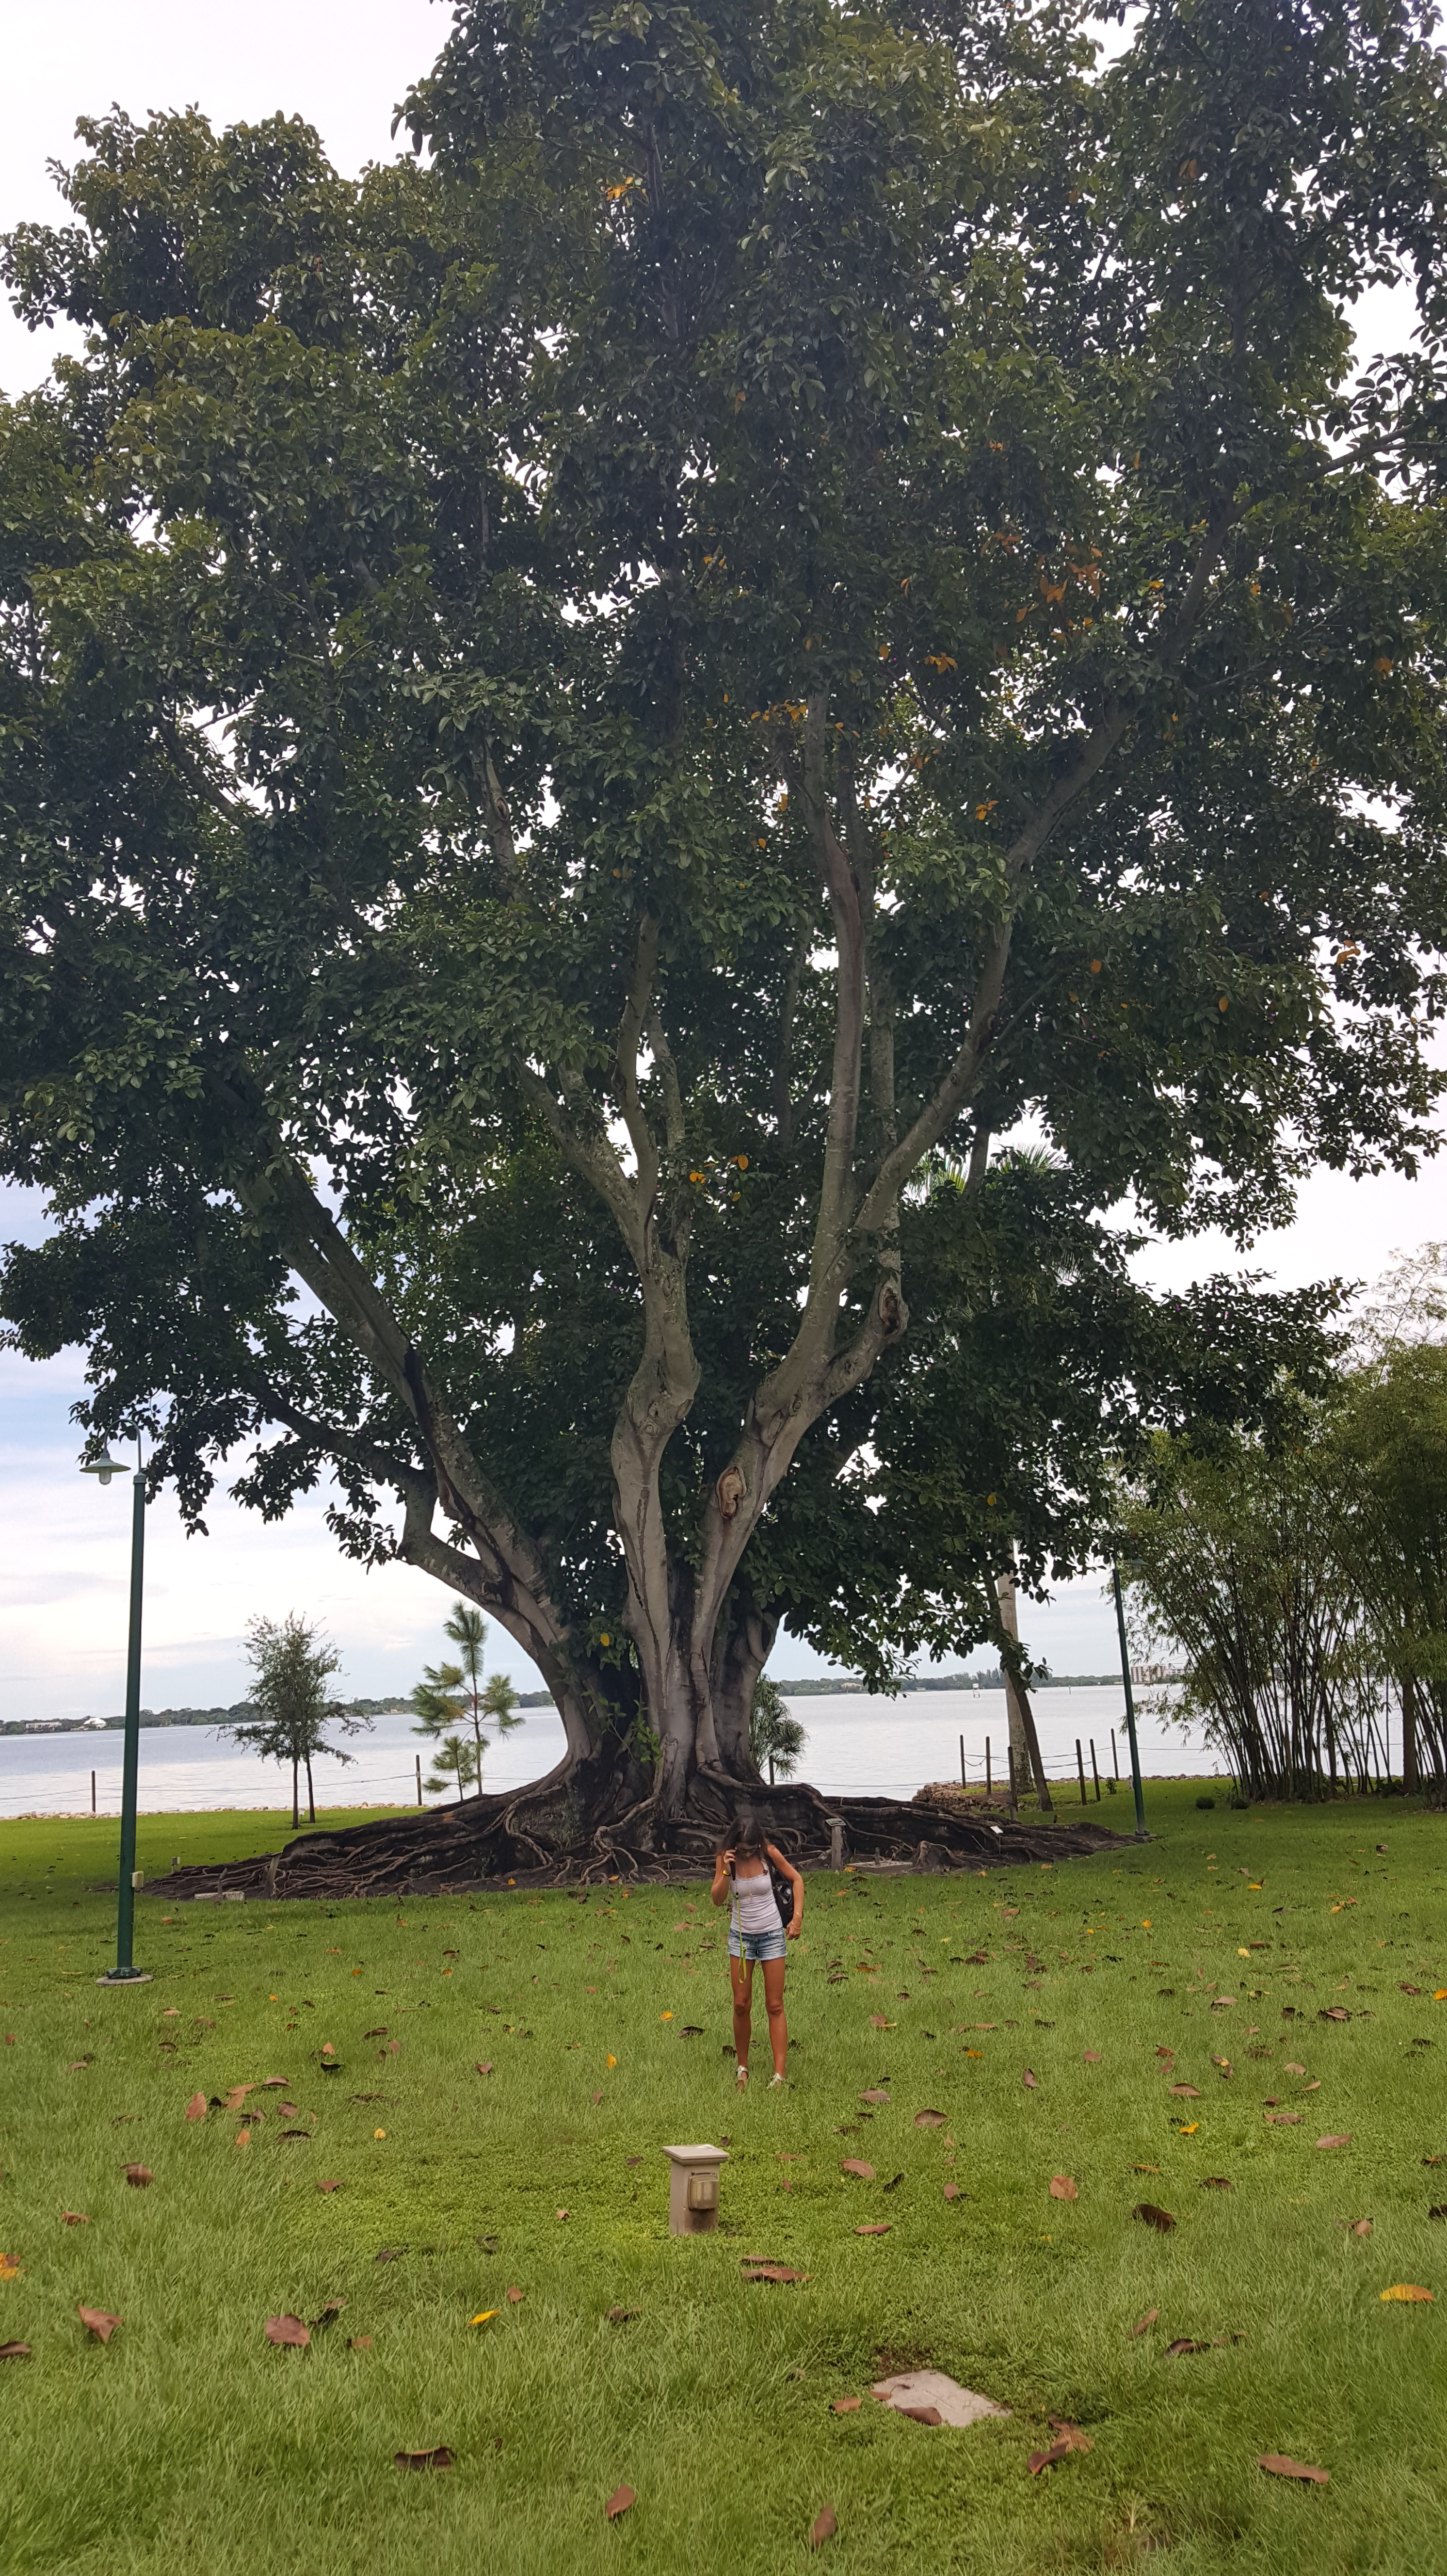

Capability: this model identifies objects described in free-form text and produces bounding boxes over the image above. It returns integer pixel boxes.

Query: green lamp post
[82,1438,150,1984]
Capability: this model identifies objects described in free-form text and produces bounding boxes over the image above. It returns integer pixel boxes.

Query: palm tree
[445,1600,493,1796]
[424,1731,479,1803]
[412,1606,524,1800]
[750,1675,806,1786]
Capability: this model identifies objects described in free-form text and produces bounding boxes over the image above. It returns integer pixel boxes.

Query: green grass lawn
[0,1783,1444,2574]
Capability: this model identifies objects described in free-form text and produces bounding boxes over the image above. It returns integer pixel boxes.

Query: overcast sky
[1,3,1442,1722]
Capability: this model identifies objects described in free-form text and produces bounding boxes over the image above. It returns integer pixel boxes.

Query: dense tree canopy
[2,0,1445,1844]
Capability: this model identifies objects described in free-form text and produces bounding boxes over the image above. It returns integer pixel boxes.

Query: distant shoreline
[0,1670,1177,1739]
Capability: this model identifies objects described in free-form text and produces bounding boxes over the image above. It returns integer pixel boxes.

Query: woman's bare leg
[762,1957,788,2077]
[730,1955,755,2073]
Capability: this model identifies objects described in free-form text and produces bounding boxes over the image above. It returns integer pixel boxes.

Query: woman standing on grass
[710,1819,804,2088]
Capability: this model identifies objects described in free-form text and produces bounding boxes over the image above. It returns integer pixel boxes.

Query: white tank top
[731,1864,782,1935]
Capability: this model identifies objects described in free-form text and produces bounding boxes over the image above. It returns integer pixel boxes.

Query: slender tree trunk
[472,1710,485,1797]
[995,1567,1053,1812]
[1401,1673,1419,1793]
[291,1756,299,1832]
[305,1755,316,1824]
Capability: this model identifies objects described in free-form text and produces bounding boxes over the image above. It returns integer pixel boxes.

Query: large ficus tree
[2,0,1445,1851]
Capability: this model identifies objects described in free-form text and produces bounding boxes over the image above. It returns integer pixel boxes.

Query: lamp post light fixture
[81,1438,151,1984]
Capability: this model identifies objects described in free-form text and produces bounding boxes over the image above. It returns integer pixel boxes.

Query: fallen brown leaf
[396,2448,453,2471]
[0,2255,22,2281]
[1258,2453,1328,2484]
[184,2092,207,2123]
[1029,2439,1073,2474]
[60,2211,89,2226]
[831,2396,861,2415]
[943,2181,962,2202]
[809,2506,838,2547]
[78,2305,121,2342]
[349,2334,373,2350]
[1315,2134,1352,2151]
[1129,2308,1158,2336]
[915,2109,945,2128]
[1200,2177,1233,2191]
[607,2306,640,2324]
[0,2342,31,2360]
[364,2027,387,2038]
[743,2263,806,2283]
[1049,2175,1078,2202]
[1048,2419,1094,2453]
[223,2085,254,2111]
[869,2014,890,2029]
[1169,2084,1201,2098]
[855,2222,891,2236]
[1023,2069,1038,2090]
[316,2180,344,2195]
[840,2160,875,2180]
[507,2286,523,2304]
[859,2088,890,2104]
[1133,2204,1176,2233]
[605,2483,636,2520]
[898,2403,944,2425]
[475,2062,493,2076]
[123,2165,152,2188]
[1164,2337,1203,2357]
[1350,2218,1373,2236]
[1319,2007,1351,2023]
[264,2314,310,2348]
[1084,2049,1102,2063]
[310,2299,346,2329]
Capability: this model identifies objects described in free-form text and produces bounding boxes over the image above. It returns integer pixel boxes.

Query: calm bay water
[0,1684,1212,1820]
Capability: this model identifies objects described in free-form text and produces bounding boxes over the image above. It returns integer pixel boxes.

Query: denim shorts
[729,1926,788,1964]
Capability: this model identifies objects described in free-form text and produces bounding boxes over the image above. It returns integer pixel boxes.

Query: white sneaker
[735,2063,749,2086]
[769,2072,785,2088]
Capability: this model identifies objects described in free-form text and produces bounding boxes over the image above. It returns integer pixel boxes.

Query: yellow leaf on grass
[1381,2284,1434,2303]
[606,2054,617,2068]
[468,2311,498,2326]
[660,2013,673,2022]
[374,2128,386,2140]
[0,2255,23,2280]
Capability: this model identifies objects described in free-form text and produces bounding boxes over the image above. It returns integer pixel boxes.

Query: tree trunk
[472,1709,485,1796]
[995,1568,1053,1812]
[290,1756,299,1832]
[305,1756,316,1824]
[1401,1674,1419,1793]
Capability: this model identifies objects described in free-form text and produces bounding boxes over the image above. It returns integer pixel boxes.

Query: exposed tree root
[142,1771,1132,1903]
